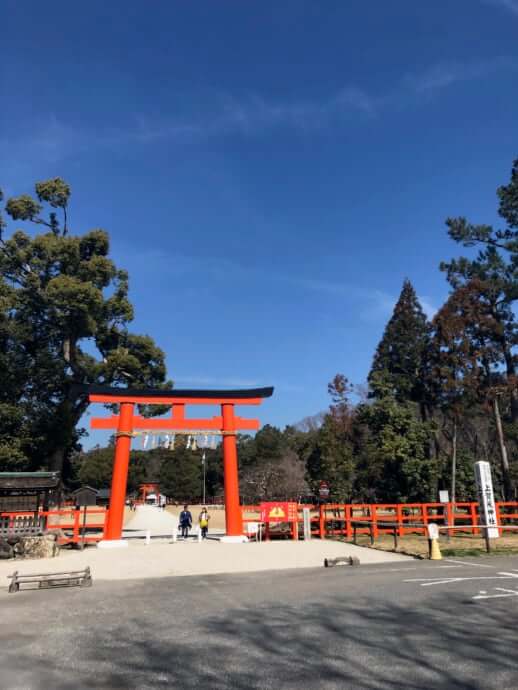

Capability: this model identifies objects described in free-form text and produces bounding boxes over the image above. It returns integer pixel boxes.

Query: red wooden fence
[2,501,518,544]
[0,508,108,545]
[242,501,518,539]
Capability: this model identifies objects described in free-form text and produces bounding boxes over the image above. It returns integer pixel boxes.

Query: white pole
[202,452,206,505]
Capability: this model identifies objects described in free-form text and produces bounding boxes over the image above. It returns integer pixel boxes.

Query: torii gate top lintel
[88,385,274,406]
[86,385,274,542]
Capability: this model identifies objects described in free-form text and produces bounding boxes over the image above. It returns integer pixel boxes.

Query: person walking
[179,505,192,540]
[198,507,210,539]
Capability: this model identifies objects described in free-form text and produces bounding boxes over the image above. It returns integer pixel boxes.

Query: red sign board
[260,502,298,523]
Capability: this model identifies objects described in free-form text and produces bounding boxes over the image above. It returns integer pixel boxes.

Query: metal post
[81,506,87,550]
[202,452,206,505]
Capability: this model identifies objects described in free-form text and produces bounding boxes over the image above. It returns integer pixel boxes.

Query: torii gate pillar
[221,403,243,537]
[104,402,134,542]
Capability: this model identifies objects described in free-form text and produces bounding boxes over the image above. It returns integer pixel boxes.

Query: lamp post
[201,452,206,505]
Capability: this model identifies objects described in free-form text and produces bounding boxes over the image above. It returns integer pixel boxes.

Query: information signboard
[475,461,499,539]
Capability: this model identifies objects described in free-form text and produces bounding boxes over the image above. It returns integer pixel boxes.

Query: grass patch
[342,532,518,559]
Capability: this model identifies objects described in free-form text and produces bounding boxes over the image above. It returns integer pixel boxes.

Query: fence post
[319,504,325,539]
[291,516,298,540]
[396,504,403,536]
[495,502,503,537]
[73,509,81,543]
[470,502,478,535]
[345,504,352,540]
[371,505,378,539]
[444,502,453,542]
[421,504,428,534]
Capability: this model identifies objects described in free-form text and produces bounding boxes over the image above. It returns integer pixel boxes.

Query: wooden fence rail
[0,508,108,545]
[3,501,518,544]
[240,501,518,540]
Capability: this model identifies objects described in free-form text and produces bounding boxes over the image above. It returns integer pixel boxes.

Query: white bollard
[145,530,151,546]
[197,526,202,543]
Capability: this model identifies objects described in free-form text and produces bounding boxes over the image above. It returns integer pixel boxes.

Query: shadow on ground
[1,572,516,690]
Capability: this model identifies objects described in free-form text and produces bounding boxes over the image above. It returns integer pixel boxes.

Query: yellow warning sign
[260,502,298,523]
[268,506,286,519]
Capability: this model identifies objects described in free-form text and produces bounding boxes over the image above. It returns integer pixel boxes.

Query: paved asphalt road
[2,556,518,690]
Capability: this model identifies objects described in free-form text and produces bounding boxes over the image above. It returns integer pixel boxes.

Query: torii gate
[88,385,274,544]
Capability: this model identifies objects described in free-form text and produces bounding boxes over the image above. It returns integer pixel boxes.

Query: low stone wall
[0,533,60,560]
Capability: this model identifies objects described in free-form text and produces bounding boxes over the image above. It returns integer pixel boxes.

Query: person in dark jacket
[179,505,192,540]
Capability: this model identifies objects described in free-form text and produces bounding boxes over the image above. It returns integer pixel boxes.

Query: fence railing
[0,508,108,545]
[3,501,518,544]
[240,502,518,539]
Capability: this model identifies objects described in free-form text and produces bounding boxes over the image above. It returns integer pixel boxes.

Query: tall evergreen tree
[368,279,430,406]
[441,157,518,420]
[305,375,356,502]
[0,178,170,476]
[355,397,436,502]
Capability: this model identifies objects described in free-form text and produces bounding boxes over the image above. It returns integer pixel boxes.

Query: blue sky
[1,1,518,444]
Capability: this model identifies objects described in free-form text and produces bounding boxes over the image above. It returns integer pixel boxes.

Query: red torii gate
[88,385,274,543]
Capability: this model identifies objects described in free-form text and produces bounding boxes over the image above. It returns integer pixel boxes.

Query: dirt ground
[46,507,108,529]
[351,531,518,558]
[166,504,227,530]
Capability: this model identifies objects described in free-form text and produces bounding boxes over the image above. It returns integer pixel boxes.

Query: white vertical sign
[303,508,312,541]
[475,461,499,539]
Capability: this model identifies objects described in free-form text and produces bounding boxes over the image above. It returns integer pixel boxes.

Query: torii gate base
[87,385,273,545]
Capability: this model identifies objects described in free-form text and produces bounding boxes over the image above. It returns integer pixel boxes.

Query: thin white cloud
[127,86,376,146]
[2,54,517,171]
[418,295,438,320]
[405,56,518,94]
[174,375,262,388]
[358,289,396,323]
[118,245,440,327]
[483,0,518,17]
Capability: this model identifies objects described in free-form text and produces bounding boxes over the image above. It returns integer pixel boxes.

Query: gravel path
[124,504,180,537]
[0,536,410,585]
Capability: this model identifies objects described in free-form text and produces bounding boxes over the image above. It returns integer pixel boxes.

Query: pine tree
[0,178,170,474]
[368,279,430,406]
[441,157,518,421]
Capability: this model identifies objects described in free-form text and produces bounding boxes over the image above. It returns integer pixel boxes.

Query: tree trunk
[500,338,518,422]
[451,419,457,505]
[493,396,513,500]
[48,446,66,473]
[45,390,88,476]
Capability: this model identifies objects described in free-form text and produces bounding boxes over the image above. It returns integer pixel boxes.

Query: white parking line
[445,559,495,568]
[473,587,518,600]
[405,572,518,587]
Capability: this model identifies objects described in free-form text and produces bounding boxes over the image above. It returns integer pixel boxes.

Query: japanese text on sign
[475,461,499,539]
